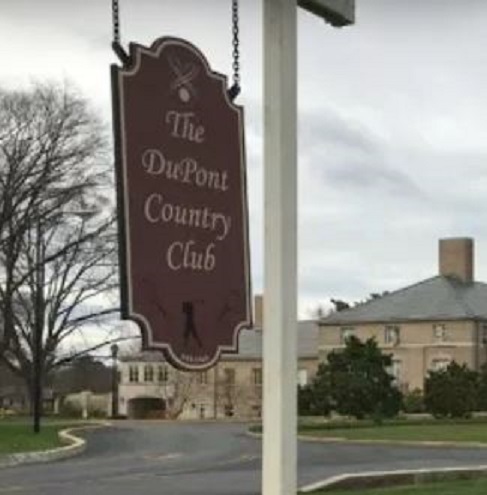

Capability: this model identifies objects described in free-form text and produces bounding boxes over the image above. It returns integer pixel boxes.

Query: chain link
[112,0,121,45]
[112,0,240,92]
[232,0,240,90]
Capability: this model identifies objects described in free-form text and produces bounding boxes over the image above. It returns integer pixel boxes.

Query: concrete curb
[299,464,487,493]
[246,430,487,492]
[298,434,487,449]
[246,430,262,440]
[247,429,487,449]
[0,422,109,469]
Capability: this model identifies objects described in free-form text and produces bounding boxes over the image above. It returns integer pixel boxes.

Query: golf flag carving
[111,38,252,371]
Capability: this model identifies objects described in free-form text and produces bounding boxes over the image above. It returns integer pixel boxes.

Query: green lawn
[306,477,487,494]
[0,422,73,454]
[299,421,487,444]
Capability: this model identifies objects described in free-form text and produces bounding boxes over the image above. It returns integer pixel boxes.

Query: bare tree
[164,370,199,419]
[212,367,262,419]
[0,82,121,421]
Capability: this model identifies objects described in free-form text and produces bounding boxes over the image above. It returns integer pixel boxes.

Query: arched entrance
[128,397,166,419]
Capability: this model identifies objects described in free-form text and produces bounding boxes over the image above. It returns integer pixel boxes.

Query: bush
[298,385,330,417]
[424,362,478,418]
[89,408,107,419]
[476,363,487,411]
[311,337,403,421]
[58,401,81,418]
[298,385,314,416]
[403,388,425,414]
[0,408,16,419]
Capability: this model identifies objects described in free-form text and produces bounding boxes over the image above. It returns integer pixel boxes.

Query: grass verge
[0,422,76,454]
[296,417,487,444]
[304,476,487,494]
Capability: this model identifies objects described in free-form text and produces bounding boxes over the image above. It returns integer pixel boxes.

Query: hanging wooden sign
[111,37,252,371]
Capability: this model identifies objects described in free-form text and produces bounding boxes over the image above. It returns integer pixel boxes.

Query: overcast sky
[1,0,487,318]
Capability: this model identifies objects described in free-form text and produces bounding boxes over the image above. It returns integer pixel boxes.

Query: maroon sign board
[111,37,252,371]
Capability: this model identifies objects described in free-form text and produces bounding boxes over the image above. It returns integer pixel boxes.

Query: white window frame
[432,358,450,371]
[252,368,262,386]
[340,326,355,344]
[482,324,487,344]
[143,365,154,382]
[158,365,168,383]
[389,359,401,384]
[385,325,400,345]
[297,369,308,387]
[129,365,139,383]
[433,324,447,343]
[198,371,208,385]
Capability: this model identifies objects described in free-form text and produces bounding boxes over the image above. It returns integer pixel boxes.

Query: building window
[129,365,139,383]
[385,325,400,345]
[198,372,208,385]
[144,365,154,382]
[389,359,402,384]
[298,369,308,387]
[158,365,168,383]
[482,325,487,345]
[252,368,262,386]
[432,358,450,371]
[224,404,234,417]
[224,368,236,385]
[340,326,355,344]
[433,324,447,343]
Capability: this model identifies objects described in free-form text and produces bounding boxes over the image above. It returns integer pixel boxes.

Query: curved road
[2,422,487,494]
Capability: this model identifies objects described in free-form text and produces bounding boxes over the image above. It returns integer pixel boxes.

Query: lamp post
[262,1,354,493]
[111,343,119,418]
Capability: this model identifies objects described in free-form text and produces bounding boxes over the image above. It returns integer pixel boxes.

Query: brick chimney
[439,237,474,283]
[254,294,263,329]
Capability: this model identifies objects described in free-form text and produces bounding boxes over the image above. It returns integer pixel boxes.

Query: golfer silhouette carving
[182,301,203,349]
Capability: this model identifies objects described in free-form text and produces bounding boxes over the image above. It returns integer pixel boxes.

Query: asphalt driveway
[1,421,487,494]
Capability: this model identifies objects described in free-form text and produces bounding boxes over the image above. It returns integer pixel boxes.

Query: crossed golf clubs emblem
[168,54,200,103]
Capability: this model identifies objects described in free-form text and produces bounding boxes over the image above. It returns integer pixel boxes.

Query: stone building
[319,238,487,392]
[117,312,319,419]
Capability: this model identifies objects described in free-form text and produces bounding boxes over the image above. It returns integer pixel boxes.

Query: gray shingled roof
[120,321,318,363]
[119,352,166,363]
[321,275,487,325]
[227,320,318,360]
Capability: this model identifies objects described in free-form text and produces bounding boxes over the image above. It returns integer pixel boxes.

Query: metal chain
[232,0,241,91]
[112,0,121,45]
[112,0,240,90]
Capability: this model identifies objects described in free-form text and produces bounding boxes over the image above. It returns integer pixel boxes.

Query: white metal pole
[263,0,298,494]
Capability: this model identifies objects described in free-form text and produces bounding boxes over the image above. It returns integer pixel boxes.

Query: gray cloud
[2,0,487,317]
[298,107,424,201]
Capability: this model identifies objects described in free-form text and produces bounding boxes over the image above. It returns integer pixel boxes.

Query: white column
[263,0,298,494]
[81,391,90,420]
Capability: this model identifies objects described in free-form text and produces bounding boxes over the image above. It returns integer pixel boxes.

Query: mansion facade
[319,238,487,392]
[117,309,319,419]
[118,238,487,419]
